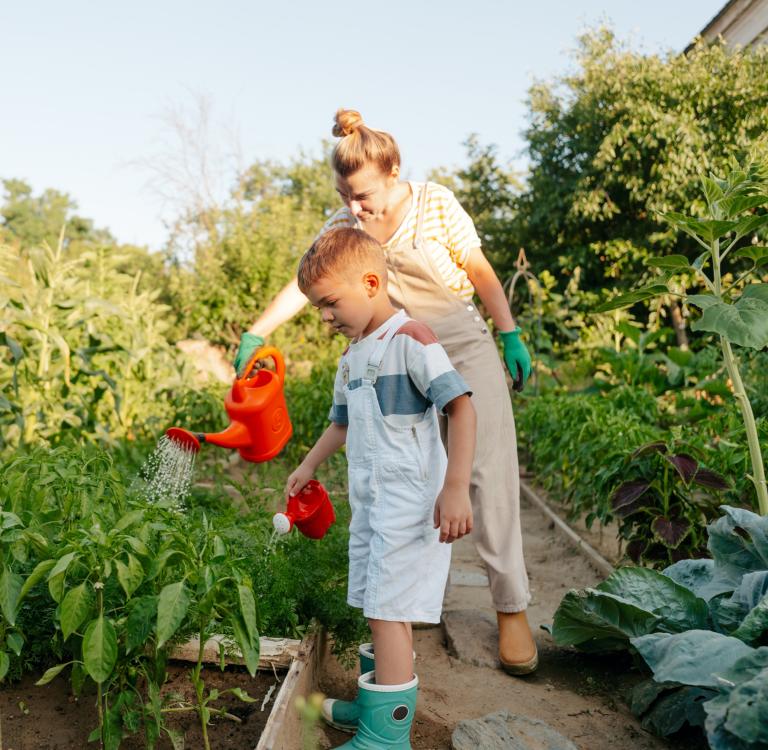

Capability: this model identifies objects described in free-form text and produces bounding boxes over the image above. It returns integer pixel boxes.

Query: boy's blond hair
[297,227,387,293]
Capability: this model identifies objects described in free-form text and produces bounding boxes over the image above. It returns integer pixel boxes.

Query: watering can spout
[201,421,250,450]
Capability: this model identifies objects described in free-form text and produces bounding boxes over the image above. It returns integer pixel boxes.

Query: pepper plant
[596,160,768,513]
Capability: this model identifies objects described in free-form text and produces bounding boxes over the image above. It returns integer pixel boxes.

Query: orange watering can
[272,480,335,539]
[166,346,292,463]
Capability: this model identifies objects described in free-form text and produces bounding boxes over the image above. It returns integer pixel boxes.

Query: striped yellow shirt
[317,181,480,302]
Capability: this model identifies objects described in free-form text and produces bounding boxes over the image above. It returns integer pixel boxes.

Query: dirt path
[317,489,706,750]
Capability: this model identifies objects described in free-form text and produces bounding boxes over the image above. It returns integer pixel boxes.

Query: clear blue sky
[1,0,725,250]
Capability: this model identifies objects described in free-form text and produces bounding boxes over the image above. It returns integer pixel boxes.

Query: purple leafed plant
[611,441,729,568]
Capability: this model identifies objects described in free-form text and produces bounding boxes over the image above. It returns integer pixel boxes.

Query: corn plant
[596,160,768,514]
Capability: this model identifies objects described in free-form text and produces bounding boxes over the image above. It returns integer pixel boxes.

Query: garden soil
[315,486,707,750]
[0,664,279,749]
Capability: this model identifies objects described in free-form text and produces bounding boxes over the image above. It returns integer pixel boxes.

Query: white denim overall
[345,310,452,623]
[382,183,531,613]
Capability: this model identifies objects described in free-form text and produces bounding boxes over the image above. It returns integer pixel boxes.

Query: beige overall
[381,183,531,613]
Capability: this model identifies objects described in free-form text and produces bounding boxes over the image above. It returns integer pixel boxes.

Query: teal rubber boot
[334,671,418,749]
[322,643,374,732]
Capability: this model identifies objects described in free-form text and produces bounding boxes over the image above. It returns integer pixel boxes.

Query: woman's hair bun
[333,109,363,138]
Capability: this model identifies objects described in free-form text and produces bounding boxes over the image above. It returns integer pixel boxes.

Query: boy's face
[306,270,381,340]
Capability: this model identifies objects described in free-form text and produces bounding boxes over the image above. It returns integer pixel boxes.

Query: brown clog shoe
[497,611,539,676]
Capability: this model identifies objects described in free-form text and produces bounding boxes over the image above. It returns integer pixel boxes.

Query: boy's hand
[285,463,315,498]
[433,483,473,543]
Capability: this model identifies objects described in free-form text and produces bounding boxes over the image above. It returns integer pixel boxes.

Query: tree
[513,29,768,304]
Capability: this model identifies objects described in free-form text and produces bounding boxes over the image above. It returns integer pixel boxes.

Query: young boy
[286,227,476,749]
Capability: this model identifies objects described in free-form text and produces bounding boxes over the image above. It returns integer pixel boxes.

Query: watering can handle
[240,346,285,385]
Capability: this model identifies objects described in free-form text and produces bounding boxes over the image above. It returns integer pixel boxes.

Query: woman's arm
[248,277,309,337]
[462,246,516,332]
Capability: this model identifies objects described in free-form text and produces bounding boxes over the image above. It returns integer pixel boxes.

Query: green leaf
[685,294,719,310]
[125,536,150,558]
[35,662,70,685]
[692,285,768,349]
[126,595,158,653]
[116,554,144,597]
[551,588,660,652]
[701,176,724,211]
[732,213,768,242]
[47,551,78,581]
[717,194,768,218]
[645,255,692,271]
[156,581,190,649]
[114,510,146,532]
[0,332,23,363]
[708,505,768,577]
[7,631,23,656]
[733,246,768,268]
[0,651,9,681]
[661,212,737,243]
[212,536,227,560]
[596,567,709,633]
[60,582,94,640]
[732,593,768,644]
[594,285,669,313]
[703,665,768,746]
[230,614,260,676]
[662,559,716,600]
[83,616,118,683]
[238,585,259,645]
[224,686,257,703]
[0,567,22,626]
[631,630,753,688]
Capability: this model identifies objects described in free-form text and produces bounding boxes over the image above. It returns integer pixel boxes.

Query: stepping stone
[450,567,490,587]
[452,710,578,750]
[442,609,499,668]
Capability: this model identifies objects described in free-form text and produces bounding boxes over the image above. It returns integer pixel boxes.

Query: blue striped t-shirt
[329,311,471,427]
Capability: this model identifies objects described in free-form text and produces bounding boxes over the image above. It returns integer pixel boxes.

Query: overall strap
[363,311,407,384]
[413,183,429,250]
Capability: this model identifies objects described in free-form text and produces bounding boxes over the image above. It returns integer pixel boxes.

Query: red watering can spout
[273,480,335,540]
[165,346,293,463]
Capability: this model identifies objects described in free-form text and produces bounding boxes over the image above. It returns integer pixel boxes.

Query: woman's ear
[389,164,400,180]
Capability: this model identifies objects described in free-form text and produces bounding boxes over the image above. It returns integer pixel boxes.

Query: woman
[237,110,537,673]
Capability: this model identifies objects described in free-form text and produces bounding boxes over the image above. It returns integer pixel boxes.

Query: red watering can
[166,346,292,463]
[272,480,335,539]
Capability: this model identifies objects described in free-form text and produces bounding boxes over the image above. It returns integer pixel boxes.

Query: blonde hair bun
[333,109,364,138]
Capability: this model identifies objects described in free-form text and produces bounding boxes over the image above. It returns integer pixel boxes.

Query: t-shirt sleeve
[314,207,356,242]
[436,186,481,269]
[398,321,472,414]
[328,358,348,425]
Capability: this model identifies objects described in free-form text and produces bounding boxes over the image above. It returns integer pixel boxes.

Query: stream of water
[139,434,198,508]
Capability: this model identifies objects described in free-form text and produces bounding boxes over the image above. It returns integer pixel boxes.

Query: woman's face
[335,163,399,221]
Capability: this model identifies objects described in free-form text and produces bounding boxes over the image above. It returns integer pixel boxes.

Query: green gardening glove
[498,327,532,393]
[234,332,265,377]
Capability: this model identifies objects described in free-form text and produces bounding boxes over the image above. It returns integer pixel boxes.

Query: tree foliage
[514,29,768,290]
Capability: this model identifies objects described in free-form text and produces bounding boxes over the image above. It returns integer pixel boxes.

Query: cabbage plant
[551,505,768,748]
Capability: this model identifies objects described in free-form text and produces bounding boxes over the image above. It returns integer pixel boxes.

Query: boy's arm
[285,422,347,497]
[434,394,476,543]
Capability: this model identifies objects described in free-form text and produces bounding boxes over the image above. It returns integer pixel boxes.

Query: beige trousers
[381,182,531,613]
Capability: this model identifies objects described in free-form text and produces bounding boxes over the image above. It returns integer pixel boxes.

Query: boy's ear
[362,271,383,297]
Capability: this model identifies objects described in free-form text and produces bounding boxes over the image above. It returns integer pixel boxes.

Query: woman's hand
[285,463,314,498]
[433,481,473,543]
[498,327,532,392]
